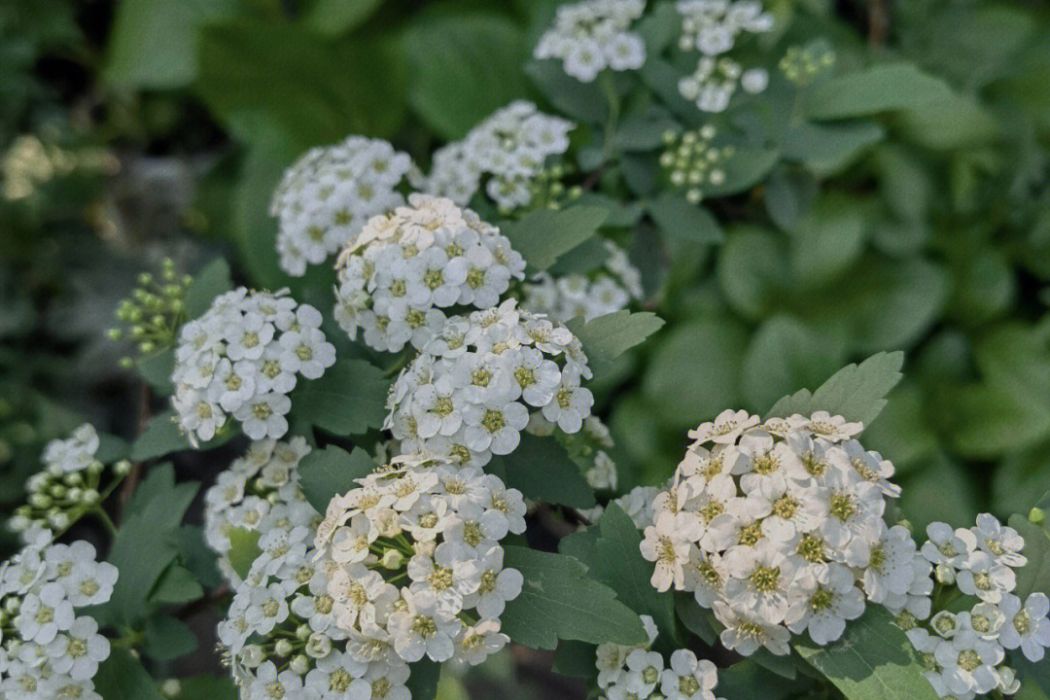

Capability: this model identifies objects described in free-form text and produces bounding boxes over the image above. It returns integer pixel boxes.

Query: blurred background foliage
[2,0,1050,690]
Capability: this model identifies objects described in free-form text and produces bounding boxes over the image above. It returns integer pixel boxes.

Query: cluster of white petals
[534,0,647,82]
[643,409,931,657]
[417,102,574,211]
[596,615,724,699]
[386,299,593,467]
[675,0,773,112]
[334,195,525,354]
[523,240,642,322]
[204,438,318,585]
[172,288,336,444]
[271,136,413,276]
[907,514,1049,699]
[0,533,117,700]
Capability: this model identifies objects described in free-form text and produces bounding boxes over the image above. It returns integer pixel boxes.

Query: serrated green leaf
[299,445,376,513]
[150,563,204,605]
[647,193,724,244]
[675,594,717,645]
[130,410,188,461]
[566,310,665,378]
[487,433,595,509]
[94,648,165,700]
[406,14,529,139]
[293,359,389,436]
[803,63,953,120]
[176,525,224,589]
[503,206,608,272]
[137,349,175,396]
[143,614,198,661]
[228,527,262,581]
[591,504,677,640]
[184,258,232,320]
[767,351,905,426]
[795,606,939,700]
[501,546,647,650]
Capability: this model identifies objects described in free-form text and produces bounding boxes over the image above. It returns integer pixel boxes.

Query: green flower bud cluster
[779,40,836,86]
[9,457,130,535]
[659,127,735,204]
[108,258,192,367]
[506,163,583,215]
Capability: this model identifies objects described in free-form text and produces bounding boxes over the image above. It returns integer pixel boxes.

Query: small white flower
[660,649,719,700]
[998,592,1050,662]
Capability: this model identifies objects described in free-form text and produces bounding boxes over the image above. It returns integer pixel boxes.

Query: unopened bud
[380,549,404,570]
[1030,507,1045,525]
[114,460,132,476]
[305,632,332,659]
[161,679,181,698]
[274,639,293,657]
[289,654,310,675]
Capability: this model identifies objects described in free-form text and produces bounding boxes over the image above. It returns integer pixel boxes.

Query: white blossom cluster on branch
[172,288,336,444]
[416,102,574,211]
[219,456,526,698]
[270,136,413,276]
[522,240,643,322]
[596,614,725,699]
[675,0,773,112]
[334,195,526,353]
[8,424,129,541]
[642,409,932,656]
[534,0,647,82]
[204,437,318,585]
[906,514,1049,699]
[386,299,594,467]
[0,532,117,700]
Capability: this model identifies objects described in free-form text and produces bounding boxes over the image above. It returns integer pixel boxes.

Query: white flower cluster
[172,288,336,444]
[417,102,574,211]
[311,457,526,673]
[596,615,724,699]
[523,241,643,322]
[675,0,773,112]
[204,438,318,585]
[9,424,131,540]
[386,299,593,467]
[270,136,413,276]
[642,409,932,657]
[534,0,647,82]
[334,195,526,354]
[0,534,117,700]
[906,514,1049,699]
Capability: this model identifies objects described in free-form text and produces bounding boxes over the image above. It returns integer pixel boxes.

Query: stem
[598,71,621,163]
[92,508,119,536]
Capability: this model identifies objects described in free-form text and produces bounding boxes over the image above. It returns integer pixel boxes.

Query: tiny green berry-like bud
[161,679,181,698]
[898,519,913,533]
[380,549,405,570]
[29,493,51,509]
[242,645,265,667]
[82,489,99,505]
[89,460,105,474]
[296,624,311,640]
[139,341,155,354]
[114,460,132,476]
[1030,507,1045,525]
[107,328,123,340]
[49,484,66,499]
[274,639,294,657]
[66,487,82,502]
[119,357,135,369]
[289,654,310,675]
[138,273,153,286]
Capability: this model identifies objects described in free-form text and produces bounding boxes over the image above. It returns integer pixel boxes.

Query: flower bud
[66,488,82,502]
[241,644,265,667]
[49,511,69,529]
[81,489,99,505]
[1030,507,1046,525]
[29,493,51,509]
[934,563,955,585]
[274,639,294,658]
[114,460,132,476]
[289,654,310,675]
[305,632,332,659]
[296,624,311,641]
[380,549,405,570]
[161,679,181,698]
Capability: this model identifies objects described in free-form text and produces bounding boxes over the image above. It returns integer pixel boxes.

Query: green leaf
[647,193,724,244]
[718,660,811,699]
[176,525,224,589]
[566,310,665,379]
[228,527,262,581]
[405,659,441,700]
[500,546,647,650]
[718,226,790,321]
[197,20,407,143]
[642,318,749,429]
[803,63,953,120]
[143,615,198,661]
[553,640,599,678]
[741,315,847,412]
[789,194,868,288]
[487,433,595,508]
[95,432,131,464]
[795,606,940,700]
[94,648,166,700]
[130,410,188,461]
[767,351,905,426]
[184,258,232,320]
[898,453,978,535]
[299,445,376,513]
[503,206,608,272]
[302,0,382,36]
[675,594,716,645]
[406,14,529,139]
[149,563,204,605]
[615,108,680,152]
[781,121,884,174]
[703,146,780,197]
[293,359,389,436]
[172,676,237,699]
[1009,514,1050,599]
[527,60,609,124]
[106,0,237,89]
[137,349,175,396]
[591,504,677,640]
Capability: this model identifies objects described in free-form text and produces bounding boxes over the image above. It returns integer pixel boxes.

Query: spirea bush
[4,1,1050,699]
